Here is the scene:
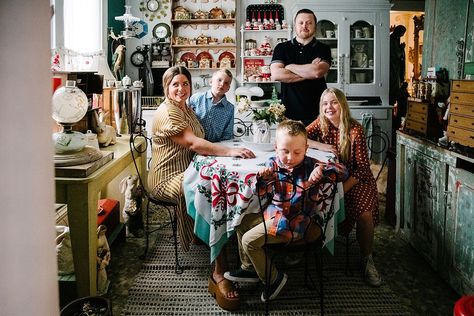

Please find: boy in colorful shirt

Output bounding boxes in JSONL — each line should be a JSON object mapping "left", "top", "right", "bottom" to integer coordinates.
{"left": 224, "top": 119, "right": 347, "bottom": 302}
{"left": 189, "top": 69, "right": 234, "bottom": 142}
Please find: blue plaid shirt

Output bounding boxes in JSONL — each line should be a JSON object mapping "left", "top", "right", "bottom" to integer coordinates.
{"left": 189, "top": 90, "right": 234, "bottom": 142}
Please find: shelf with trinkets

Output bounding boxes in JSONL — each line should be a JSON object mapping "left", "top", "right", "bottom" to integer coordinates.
{"left": 240, "top": 3, "right": 291, "bottom": 84}
{"left": 171, "top": 18, "right": 236, "bottom": 25}
{"left": 170, "top": 0, "right": 236, "bottom": 76}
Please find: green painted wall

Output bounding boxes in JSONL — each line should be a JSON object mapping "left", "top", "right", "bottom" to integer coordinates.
{"left": 423, "top": 0, "right": 469, "bottom": 79}
{"left": 107, "top": 0, "right": 125, "bottom": 62}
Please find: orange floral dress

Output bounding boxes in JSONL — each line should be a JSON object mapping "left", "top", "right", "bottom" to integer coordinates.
{"left": 306, "top": 118, "right": 379, "bottom": 235}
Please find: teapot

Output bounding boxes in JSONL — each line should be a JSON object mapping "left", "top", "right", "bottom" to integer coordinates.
{"left": 122, "top": 75, "right": 132, "bottom": 87}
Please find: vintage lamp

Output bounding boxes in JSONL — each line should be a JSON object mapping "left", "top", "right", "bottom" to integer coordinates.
{"left": 52, "top": 80, "right": 102, "bottom": 165}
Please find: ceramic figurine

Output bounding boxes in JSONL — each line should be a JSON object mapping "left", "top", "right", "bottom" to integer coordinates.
{"left": 112, "top": 44, "right": 126, "bottom": 81}
{"left": 119, "top": 174, "right": 144, "bottom": 237}
{"left": 56, "top": 226, "right": 74, "bottom": 275}
{"left": 97, "top": 225, "right": 111, "bottom": 295}
{"left": 94, "top": 111, "right": 117, "bottom": 147}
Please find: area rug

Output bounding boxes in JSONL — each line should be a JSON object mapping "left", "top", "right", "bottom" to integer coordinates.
{"left": 123, "top": 229, "right": 412, "bottom": 316}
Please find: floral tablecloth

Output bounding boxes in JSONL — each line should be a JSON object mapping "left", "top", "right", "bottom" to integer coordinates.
{"left": 183, "top": 140, "right": 345, "bottom": 263}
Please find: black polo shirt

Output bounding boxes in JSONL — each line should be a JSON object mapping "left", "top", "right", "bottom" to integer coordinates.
{"left": 271, "top": 37, "right": 331, "bottom": 126}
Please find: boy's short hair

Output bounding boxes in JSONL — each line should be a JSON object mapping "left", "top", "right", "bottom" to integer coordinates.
{"left": 213, "top": 68, "right": 233, "bottom": 80}
{"left": 276, "top": 119, "right": 308, "bottom": 139}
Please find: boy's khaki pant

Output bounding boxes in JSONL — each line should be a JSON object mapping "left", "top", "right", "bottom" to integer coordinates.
{"left": 236, "top": 212, "right": 321, "bottom": 284}
{"left": 237, "top": 213, "right": 285, "bottom": 284}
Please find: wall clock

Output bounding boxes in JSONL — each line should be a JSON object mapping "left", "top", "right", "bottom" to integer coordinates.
{"left": 130, "top": 47, "right": 146, "bottom": 67}
{"left": 153, "top": 23, "right": 171, "bottom": 41}
{"left": 147, "top": 0, "right": 159, "bottom": 12}
{"left": 139, "top": 0, "right": 170, "bottom": 22}
{"left": 131, "top": 20, "right": 148, "bottom": 39}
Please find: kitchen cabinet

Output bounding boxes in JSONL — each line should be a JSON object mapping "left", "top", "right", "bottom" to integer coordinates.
{"left": 396, "top": 131, "right": 474, "bottom": 295}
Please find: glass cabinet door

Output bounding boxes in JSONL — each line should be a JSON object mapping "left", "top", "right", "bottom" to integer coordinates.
{"left": 316, "top": 19, "right": 339, "bottom": 86}
{"left": 350, "top": 20, "right": 374, "bottom": 84}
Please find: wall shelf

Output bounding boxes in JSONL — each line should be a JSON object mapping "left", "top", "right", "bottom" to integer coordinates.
{"left": 171, "top": 19, "right": 235, "bottom": 25}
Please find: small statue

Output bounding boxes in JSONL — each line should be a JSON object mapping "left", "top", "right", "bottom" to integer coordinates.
{"left": 56, "top": 226, "right": 74, "bottom": 275}
{"left": 112, "top": 44, "right": 126, "bottom": 81}
{"left": 94, "top": 111, "right": 117, "bottom": 147}
{"left": 120, "top": 175, "right": 144, "bottom": 237}
{"left": 97, "top": 224, "right": 111, "bottom": 295}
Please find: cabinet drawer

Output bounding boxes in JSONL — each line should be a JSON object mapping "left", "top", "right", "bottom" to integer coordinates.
{"left": 406, "top": 120, "right": 427, "bottom": 134}
{"left": 406, "top": 111, "right": 427, "bottom": 124}
{"left": 450, "top": 92, "right": 474, "bottom": 105}
{"left": 451, "top": 80, "right": 474, "bottom": 93}
{"left": 450, "top": 103, "right": 474, "bottom": 116}
{"left": 408, "top": 101, "right": 428, "bottom": 114}
{"left": 447, "top": 125, "right": 474, "bottom": 147}
{"left": 448, "top": 114, "right": 474, "bottom": 130}
{"left": 349, "top": 108, "right": 389, "bottom": 120}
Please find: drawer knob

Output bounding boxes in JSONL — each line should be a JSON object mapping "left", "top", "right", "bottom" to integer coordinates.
{"left": 454, "top": 119, "right": 458, "bottom": 123}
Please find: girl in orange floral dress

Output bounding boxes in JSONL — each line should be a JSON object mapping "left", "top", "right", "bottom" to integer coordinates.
{"left": 306, "top": 87, "right": 381, "bottom": 287}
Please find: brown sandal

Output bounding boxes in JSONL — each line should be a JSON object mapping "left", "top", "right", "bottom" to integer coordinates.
{"left": 208, "top": 275, "right": 240, "bottom": 311}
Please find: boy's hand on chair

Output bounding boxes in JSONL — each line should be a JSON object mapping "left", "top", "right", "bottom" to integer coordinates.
{"left": 257, "top": 167, "right": 274, "bottom": 181}
{"left": 308, "top": 165, "right": 324, "bottom": 185}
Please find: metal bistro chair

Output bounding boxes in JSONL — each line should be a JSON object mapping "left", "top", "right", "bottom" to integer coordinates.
{"left": 129, "top": 121, "right": 183, "bottom": 274}
{"left": 256, "top": 169, "right": 338, "bottom": 316}
{"left": 233, "top": 117, "right": 252, "bottom": 139}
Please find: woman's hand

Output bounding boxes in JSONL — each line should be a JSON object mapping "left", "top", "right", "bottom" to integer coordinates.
{"left": 316, "top": 142, "right": 338, "bottom": 155}
{"left": 307, "top": 139, "right": 338, "bottom": 155}
{"left": 230, "top": 147, "right": 255, "bottom": 159}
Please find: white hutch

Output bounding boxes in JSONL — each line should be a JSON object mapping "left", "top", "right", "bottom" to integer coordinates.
{"left": 291, "top": 0, "right": 393, "bottom": 162}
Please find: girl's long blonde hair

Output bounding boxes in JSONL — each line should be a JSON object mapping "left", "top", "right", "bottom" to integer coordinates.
{"left": 318, "top": 88, "right": 358, "bottom": 162}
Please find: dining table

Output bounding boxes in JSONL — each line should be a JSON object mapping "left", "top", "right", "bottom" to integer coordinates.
{"left": 183, "top": 139, "right": 345, "bottom": 263}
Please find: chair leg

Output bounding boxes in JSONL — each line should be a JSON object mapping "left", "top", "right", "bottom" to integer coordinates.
{"left": 345, "top": 235, "right": 351, "bottom": 276}
{"left": 140, "top": 199, "right": 152, "bottom": 260}
{"left": 319, "top": 246, "right": 324, "bottom": 316}
{"left": 171, "top": 206, "right": 183, "bottom": 274}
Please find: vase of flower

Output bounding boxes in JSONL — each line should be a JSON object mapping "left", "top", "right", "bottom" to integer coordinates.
{"left": 236, "top": 97, "right": 286, "bottom": 143}
{"left": 252, "top": 120, "right": 271, "bottom": 143}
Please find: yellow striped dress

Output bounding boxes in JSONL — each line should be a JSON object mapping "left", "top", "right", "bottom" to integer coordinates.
{"left": 148, "top": 99, "right": 205, "bottom": 252}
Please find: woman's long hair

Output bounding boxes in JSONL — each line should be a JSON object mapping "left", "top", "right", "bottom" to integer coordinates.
{"left": 318, "top": 88, "right": 357, "bottom": 162}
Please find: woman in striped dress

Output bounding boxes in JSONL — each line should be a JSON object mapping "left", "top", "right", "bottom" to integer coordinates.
{"left": 148, "top": 66, "right": 254, "bottom": 310}
{"left": 306, "top": 87, "right": 381, "bottom": 287}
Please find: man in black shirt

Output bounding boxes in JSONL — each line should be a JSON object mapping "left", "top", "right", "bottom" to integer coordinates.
{"left": 271, "top": 9, "right": 331, "bottom": 126}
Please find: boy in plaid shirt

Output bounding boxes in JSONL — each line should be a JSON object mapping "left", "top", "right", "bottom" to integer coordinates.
{"left": 224, "top": 120, "right": 347, "bottom": 302}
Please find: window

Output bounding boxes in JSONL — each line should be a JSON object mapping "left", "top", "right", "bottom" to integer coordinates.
{"left": 51, "top": 0, "right": 107, "bottom": 71}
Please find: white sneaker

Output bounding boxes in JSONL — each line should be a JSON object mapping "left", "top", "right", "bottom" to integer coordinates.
{"left": 363, "top": 254, "right": 382, "bottom": 287}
